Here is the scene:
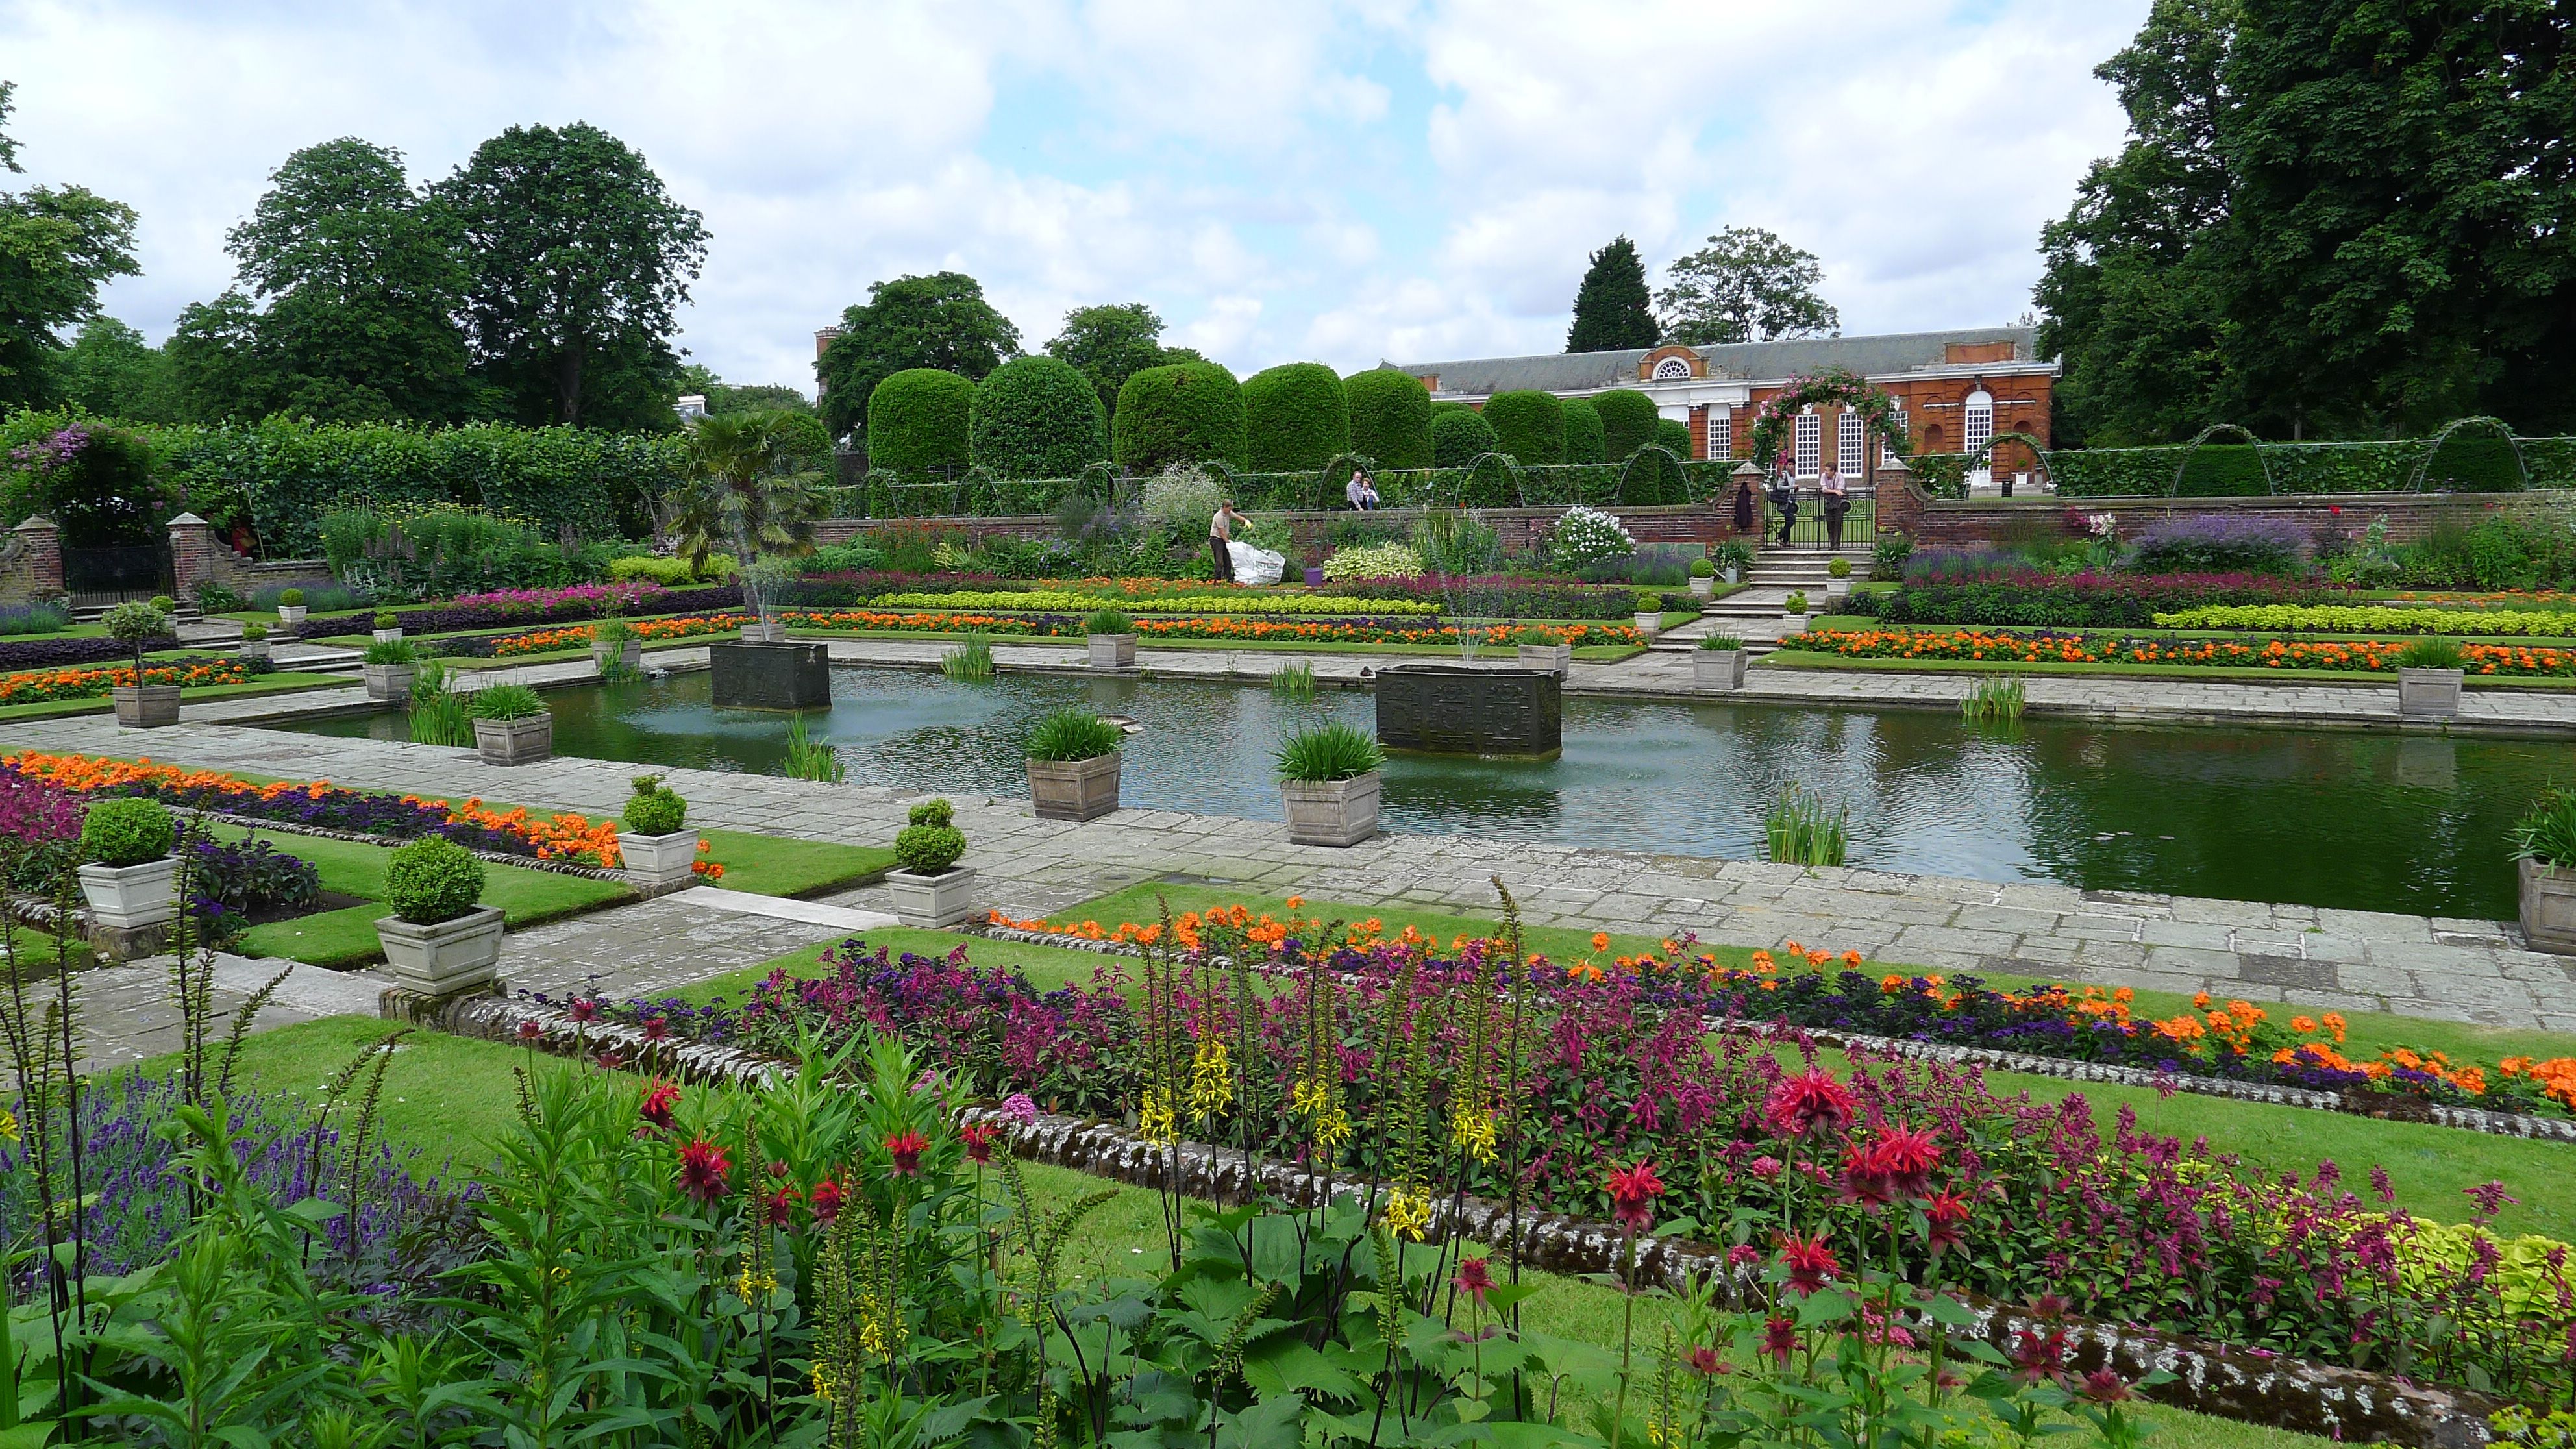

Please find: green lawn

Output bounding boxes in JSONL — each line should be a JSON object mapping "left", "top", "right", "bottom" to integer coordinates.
{"left": 1755, "top": 647, "right": 2576, "bottom": 689}
{"left": 697, "top": 828, "right": 894, "bottom": 897}
{"left": 0, "top": 670, "right": 349, "bottom": 723}
{"left": 213, "top": 824, "right": 635, "bottom": 966}
{"left": 777, "top": 624, "right": 1645, "bottom": 661}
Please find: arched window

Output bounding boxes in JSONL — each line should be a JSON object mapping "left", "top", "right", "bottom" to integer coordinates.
{"left": 1836, "top": 406, "right": 1863, "bottom": 476}
{"left": 1653, "top": 356, "right": 1694, "bottom": 380}
{"left": 1963, "top": 390, "right": 1994, "bottom": 486}
{"left": 1794, "top": 408, "right": 1822, "bottom": 478}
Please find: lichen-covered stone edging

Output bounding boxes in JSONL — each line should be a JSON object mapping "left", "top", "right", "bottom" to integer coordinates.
{"left": 184, "top": 807, "right": 630, "bottom": 882}
{"left": 979, "top": 926, "right": 2576, "bottom": 1145}
{"left": 419, "top": 989, "right": 2497, "bottom": 1448}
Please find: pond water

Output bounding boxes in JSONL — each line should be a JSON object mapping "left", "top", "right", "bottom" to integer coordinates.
{"left": 284, "top": 667, "right": 2564, "bottom": 920}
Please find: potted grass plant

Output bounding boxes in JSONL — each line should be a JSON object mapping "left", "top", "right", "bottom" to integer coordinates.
{"left": 1689, "top": 557, "right": 1716, "bottom": 600}
{"left": 104, "top": 598, "right": 179, "bottom": 728}
{"left": 593, "top": 617, "right": 643, "bottom": 673}
{"left": 372, "top": 608, "right": 403, "bottom": 643}
{"left": 1513, "top": 624, "right": 1570, "bottom": 675}
{"left": 886, "top": 797, "right": 973, "bottom": 927}
{"left": 362, "top": 637, "right": 419, "bottom": 702}
{"left": 1277, "top": 721, "right": 1383, "bottom": 847}
{"left": 1632, "top": 591, "right": 1664, "bottom": 639}
{"left": 74, "top": 796, "right": 180, "bottom": 931}
{"left": 2396, "top": 636, "right": 2466, "bottom": 717}
{"left": 1026, "top": 708, "right": 1123, "bottom": 821}
{"left": 238, "top": 620, "right": 271, "bottom": 663}
{"left": 375, "top": 835, "right": 504, "bottom": 997}
{"left": 616, "top": 773, "right": 699, "bottom": 894}
{"left": 275, "top": 586, "right": 307, "bottom": 630}
{"left": 1695, "top": 633, "right": 1748, "bottom": 690}
{"left": 1084, "top": 608, "right": 1137, "bottom": 671}
{"left": 470, "top": 683, "right": 553, "bottom": 765}
{"left": 2512, "top": 789, "right": 2576, "bottom": 954}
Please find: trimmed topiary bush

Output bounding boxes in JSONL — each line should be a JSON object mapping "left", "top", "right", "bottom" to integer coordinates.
{"left": 1344, "top": 369, "right": 1432, "bottom": 469}
{"left": 624, "top": 774, "right": 687, "bottom": 836}
{"left": 1560, "top": 397, "right": 1605, "bottom": 465}
{"left": 1594, "top": 388, "right": 1660, "bottom": 460}
{"left": 867, "top": 369, "right": 976, "bottom": 473}
{"left": 1241, "top": 363, "right": 1349, "bottom": 472}
{"left": 384, "top": 835, "right": 486, "bottom": 926}
{"left": 1483, "top": 390, "right": 1565, "bottom": 465}
{"left": 1429, "top": 407, "right": 1499, "bottom": 468}
{"left": 81, "top": 797, "right": 175, "bottom": 868}
{"left": 1111, "top": 362, "right": 1246, "bottom": 472}
{"left": 969, "top": 356, "right": 1106, "bottom": 480}
{"left": 893, "top": 797, "right": 967, "bottom": 876}
{"left": 1652, "top": 417, "right": 1693, "bottom": 458}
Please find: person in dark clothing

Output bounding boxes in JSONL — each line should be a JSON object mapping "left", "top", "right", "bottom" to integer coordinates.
{"left": 1731, "top": 475, "right": 1757, "bottom": 534}
{"left": 1769, "top": 473, "right": 1800, "bottom": 547}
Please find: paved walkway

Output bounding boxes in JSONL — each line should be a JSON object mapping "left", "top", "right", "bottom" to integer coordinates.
{"left": 13, "top": 704, "right": 2576, "bottom": 1034}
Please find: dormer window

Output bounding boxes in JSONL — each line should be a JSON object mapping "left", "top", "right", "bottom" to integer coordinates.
{"left": 1653, "top": 356, "right": 1694, "bottom": 380}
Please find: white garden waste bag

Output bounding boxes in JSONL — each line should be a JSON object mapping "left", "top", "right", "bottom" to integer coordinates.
{"left": 1228, "top": 540, "right": 1285, "bottom": 586}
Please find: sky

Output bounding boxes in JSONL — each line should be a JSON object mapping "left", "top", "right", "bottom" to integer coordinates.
{"left": 3, "top": 0, "right": 2150, "bottom": 397}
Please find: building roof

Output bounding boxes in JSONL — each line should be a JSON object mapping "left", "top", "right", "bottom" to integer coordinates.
{"left": 1387, "top": 326, "right": 2046, "bottom": 396}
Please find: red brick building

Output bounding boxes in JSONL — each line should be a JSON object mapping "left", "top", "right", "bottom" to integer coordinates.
{"left": 1394, "top": 327, "right": 2058, "bottom": 488}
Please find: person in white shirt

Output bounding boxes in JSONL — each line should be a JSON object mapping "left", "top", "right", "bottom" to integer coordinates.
{"left": 1346, "top": 468, "right": 1381, "bottom": 511}
{"left": 1209, "top": 501, "right": 1244, "bottom": 582}
{"left": 1819, "top": 465, "right": 1849, "bottom": 549}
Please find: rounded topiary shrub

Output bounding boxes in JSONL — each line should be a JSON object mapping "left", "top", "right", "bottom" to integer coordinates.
{"left": 1652, "top": 417, "right": 1694, "bottom": 459}
{"left": 867, "top": 369, "right": 976, "bottom": 473}
{"left": 625, "top": 773, "right": 687, "bottom": 836}
{"left": 1111, "top": 362, "right": 1246, "bottom": 473}
{"left": 766, "top": 410, "right": 836, "bottom": 473}
{"left": 894, "top": 797, "right": 967, "bottom": 876}
{"left": 1594, "top": 388, "right": 1661, "bottom": 460}
{"left": 81, "top": 797, "right": 175, "bottom": 869}
{"left": 1344, "top": 369, "right": 1432, "bottom": 469}
{"left": 1483, "top": 390, "right": 1565, "bottom": 465}
{"left": 1429, "top": 407, "right": 1499, "bottom": 468}
{"left": 1241, "top": 362, "right": 1349, "bottom": 473}
{"left": 970, "top": 356, "right": 1106, "bottom": 480}
{"left": 1560, "top": 397, "right": 1606, "bottom": 465}
{"left": 384, "top": 835, "right": 487, "bottom": 926}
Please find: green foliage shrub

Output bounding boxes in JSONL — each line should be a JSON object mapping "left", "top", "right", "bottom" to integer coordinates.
{"left": 1653, "top": 417, "right": 1693, "bottom": 457}
{"left": 1593, "top": 389, "right": 1660, "bottom": 460}
{"left": 969, "top": 356, "right": 1106, "bottom": 480}
{"left": 894, "top": 798, "right": 967, "bottom": 875}
{"left": 469, "top": 684, "right": 546, "bottom": 721}
{"left": 1241, "top": 363, "right": 1348, "bottom": 472}
{"left": 362, "top": 638, "right": 418, "bottom": 665}
{"left": 81, "top": 797, "right": 175, "bottom": 868}
{"left": 1559, "top": 397, "right": 1605, "bottom": 464}
{"left": 1483, "top": 390, "right": 1565, "bottom": 465}
{"left": 608, "top": 552, "right": 737, "bottom": 586}
{"left": 1428, "top": 408, "right": 1498, "bottom": 468}
{"left": 624, "top": 774, "right": 687, "bottom": 836}
{"left": 1274, "top": 723, "right": 1383, "bottom": 782}
{"left": 384, "top": 836, "right": 486, "bottom": 926}
{"left": 1111, "top": 362, "right": 1246, "bottom": 471}
{"left": 2511, "top": 789, "right": 2576, "bottom": 870}
{"left": 1083, "top": 608, "right": 1133, "bottom": 635}
{"left": 1025, "top": 708, "right": 1122, "bottom": 762}
{"left": 1344, "top": 369, "right": 1432, "bottom": 469}
{"left": 868, "top": 369, "right": 976, "bottom": 473}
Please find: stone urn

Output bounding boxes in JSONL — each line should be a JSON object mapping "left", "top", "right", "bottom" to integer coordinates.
{"left": 75, "top": 855, "right": 180, "bottom": 929}
{"left": 1632, "top": 610, "right": 1662, "bottom": 639}
{"left": 1689, "top": 576, "right": 1715, "bottom": 600}
{"left": 887, "top": 866, "right": 976, "bottom": 928}
{"left": 2399, "top": 667, "right": 2463, "bottom": 717}
{"left": 377, "top": 905, "right": 506, "bottom": 997}
{"left": 1029, "top": 752, "right": 1122, "bottom": 822}
{"left": 474, "top": 714, "right": 554, "bottom": 766}
{"left": 1089, "top": 634, "right": 1137, "bottom": 670}
{"left": 2522, "top": 858, "right": 2576, "bottom": 955}
{"left": 1515, "top": 642, "right": 1571, "bottom": 675}
{"left": 1283, "top": 773, "right": 1380, "bottom": 847}
{"left": 111, "top": 684, "right": 182, "bottom": 728}
{"left": 595, "top": 639, "right": 644, "bottom": 673}
{"left": 617, "top": 828, "right": 700, "bottom": 895}
{"left": 1694, "top": 649, "right": 1748, "bottom": 691}
{"left": 277, "top": 604, "right": 307, "bottom": 629}
{"left": 363, "top": 663, "right": 417, "bottom": 702}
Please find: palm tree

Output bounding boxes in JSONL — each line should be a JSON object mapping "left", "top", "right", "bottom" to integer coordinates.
{"left": 667, "top": 410, "right": 826, "bottom": 614}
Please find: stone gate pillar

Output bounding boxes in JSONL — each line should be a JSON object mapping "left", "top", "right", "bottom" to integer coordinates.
{"left": 11, "top": 515, "right": 62, "bottom": 599}
{"left": 167, "top": 512, "right": 218, "bottom": 598}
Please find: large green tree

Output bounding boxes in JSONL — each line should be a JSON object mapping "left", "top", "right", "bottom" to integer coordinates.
{"left": 1655, "top": 227, "right": 1840, "bottom": 346}
{"left": 1565, "top": 236, "right": 1659, "bottom": 353}
{"left": 166, "top": 138, "right": 477, "bottom": 423}
{"left": 676, "top": 364, "right": 814, "bottom": 415}
{"left": 1044, "top": 302, "right": 1199, "bottom": 421}
{"left": 435, "top": 123, "right": 708, "bottom": 430}
{"left": 815, "top": 271, "right": 1021, "bottom": 439}
{"left": 58, "top": 316, "right": 180, "bottom": 421}
{"left": 0, "top": 82, "right": 141, "bottom": 410}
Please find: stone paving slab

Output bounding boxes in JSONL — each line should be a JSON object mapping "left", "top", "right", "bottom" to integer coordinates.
{"left": 37, "top": 952, "right": 391, "bottom": 1080}
{"left": 496, "top": 893, "right": 848, "bottom": 1005}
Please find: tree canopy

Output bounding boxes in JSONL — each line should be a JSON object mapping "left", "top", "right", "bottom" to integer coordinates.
{"left": 1656, "top": 227, "right": 1840, "bottom": 346}
{"left": 1565, "top": 236, "right": 1659, "bottom": 353}
{"left": 816, "top": 271, "right": 1021, "bottom": 438}
{"left": 0, "top": 82, "right": 140, "bottom": 410}
{"left": 1045, "top": 303, "right": 1197, "bottom": 422}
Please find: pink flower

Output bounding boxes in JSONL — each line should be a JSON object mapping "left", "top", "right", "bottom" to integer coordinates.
{"left": 1766, "top": 1069, "right": 1856, "bottom": 1139}
{"left": 1605, "top": 1160, "right": 1664, "bottom": 1233}
{"left": 678, "top": 1138, "right": 730, "bottom": 1202}
{"left": 1454, "top": 1257, "right": 1494, "bottom": 1304}
{"left": 1001, "top": 1093, "right": 1039, "bottom": 1125}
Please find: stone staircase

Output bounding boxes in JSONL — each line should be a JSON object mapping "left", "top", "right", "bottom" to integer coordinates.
{"left": 1651, "top": 547, "right": 1872, "bottom": 656}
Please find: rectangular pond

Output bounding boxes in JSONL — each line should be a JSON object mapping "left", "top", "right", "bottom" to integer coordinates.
{"left": 280, "top": 665, "right": 2562, "bottom": 921}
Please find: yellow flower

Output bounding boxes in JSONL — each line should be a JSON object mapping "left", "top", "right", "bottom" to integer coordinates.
{"left": 0, "top": 1108, "right": 19, "bottom": 1144}
{"left": 1449, "top": 1108, "right": 1497, "bottom": 1164}
{"left": 1313, "top": 1106, "right": 1353, "bottom": 1151}
{"left": 1187, "top": 1037, "right": 1233, "bottom": 1117}
{"left": 1383, "top": 1187, "right": 1432, "bottom": 1242}
{"left": 811, "top": 1364, "right": 836, "bottom": 1402}
{"left": 1139, "top": 1087, "right": 1180, "bottom": 1143}
{"left": 736, "top": 1269, "right": 778, "bottom": 1301}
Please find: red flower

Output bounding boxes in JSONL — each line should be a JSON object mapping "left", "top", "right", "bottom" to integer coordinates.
{"left": 1777, "top": 1233, "right": 1840, "bottom": 1296}
{"left": 1866, "top": 1124, "right": 1942, "bottom": 1198}
{"left": 1686, "top": 1345, "right": 1728, "bottom": 1376}
{"left": 515, "top": 1019, "right": 542, "bottom": 1042}
{"left": 763, "top": 1181, "right": 802, "bottom": 1227}
{"left": 1454, "top": 1256, "right": 1494, "bottom": 1304}
{"left": 885, "top": 1130, "right": 927, "bottom": 1176}
{"left": 1761, "top": 1315, "right": 1797, "bottom": 1367}
{"left": 2011, "top": 1326, "right": 2071, "bottom": 1385}
{"left": 810, "top": 1176, "right": 845, "bottom": 1224}
{"left": 1838, "top": 1141, "right": 1896, "bottom": 1208}
{"left": 1924, "top": 1190, "right": 1971, "bottom": 1256}
{"left": 568, "top": 998, "right": 598, "bottom": 1024}
{"left": 1765, "top": 1069, "right": 1856, "bottom": 1139}
{"left": 2080, "top": 1368, "right": 2132, "bottom": 1404}
{"left": 595, "top": 1048, "right": 626, "bottom": 1071}
{"left": 678, "top": 1138, "right": 731, "bottom": 1202}
{"left": 638, "top": 1080, "right": 680, "bottom": 1133}
{"left": 641, "top": 1016, "right": 670, "bottom": 1042}
{"left": 1605, "top": 1159, "right": 1665, "bottom": 1233}
{"left": 960, "top": 1122, "right": 999, "bottom": 1164}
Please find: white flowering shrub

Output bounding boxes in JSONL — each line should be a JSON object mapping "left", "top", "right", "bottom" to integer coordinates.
{"left": 1320, "top": 543, "right": 1426, "bottom": 580}
{"left": 1141, "top": 464, "right": 1222, "bottom": 537}
{"left": 1547, "top": 506, "right": 1637, "bottom": 569}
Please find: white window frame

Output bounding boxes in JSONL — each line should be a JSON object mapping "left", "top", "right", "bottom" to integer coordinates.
{"left": 1963, "top": 390, "right": 1995, "bottom": 486}
{"left": 1836, "top": 406, "right": 1863, "bottom": 477}
{"left": 1705, "top": 406, "right": 1731, "bottom": 459}
{"left": 1654, "top": 356, "right": 1693, "bottom": 380}
{"left": 1794, "top": 409, "right": 1822, "bottom": 479}
{"left": 1882, "top": 406, "right": 1908, "bottom": 467}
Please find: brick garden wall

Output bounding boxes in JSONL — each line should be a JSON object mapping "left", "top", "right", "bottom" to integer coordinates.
{"left": 1887, "top": 488, "right": 2563, "bottom": 550}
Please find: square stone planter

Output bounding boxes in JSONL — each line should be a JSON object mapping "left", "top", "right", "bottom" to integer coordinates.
{"left": 373, "top": 628, "right": 403, "bottom": 644}
{"left": 2399, "top": 667, "right": 2463, "bottom": 717}
{"left": 2523, "top": 858, "right": 2576, "bottom": 954}
{"left": 76, "top": 856, "right": 179, "bottom": 930}
{"left": 595, "top": 639, "right": 643, "bottom": 673}
{"left": 1029, "top": 752, "right": 1122, "bottom": 821}
{"left": 1689, "top": 576, "right": 1715, "bottom": 599}
{"left": 1826, "top": 580, "right": 1851, "bottom": 601}
{"left": 1515, "top": 642, "right": 1571, "bottom": 675}
{"left": 1721, "top": 567, "right": 1742, "bottom": 584}
{"left": 1694, "top": 649, "right": 1748, "bottom": 690}
{"left": 1088, "top": 634, "right": 1137, "bottom": 670}
{"left": 1779, "top": 615, "right": 1811, "bottom": 637}
{"left": 887, "top": 866, "right": 975, "bottom": 928}
{"left": 112, "top": 683, "right": 181, "bottom": 728}
{"left": 618, "top": 828, "right": 700, "bottom": 894}
{"left": 1283, "top": 772, "right": 1380, "bottom": 847}
{"left": 711, "top": 640, "right": 829, "bottom": 709}
{"left": 238, "top": 640, "right": 269, "bottom": 663}
{"left": 364, "top": 663, "right": 416, "bottom": 702}
{"left": 277, "top": 605, "right": 307, "bottom": 629}
{"left": 474, "top": 713, "right": 554, "bottom": 766}
{"left": 377, "top": 904, "right": 506, "bottom": 998}
{"left": 1632, "top": 611, "right": 1662, "bottom": 638}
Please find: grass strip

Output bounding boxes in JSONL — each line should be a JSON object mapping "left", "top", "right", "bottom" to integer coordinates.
{"left": 212, "top": 824, "right": 634, "bottom": 966}
{"left": 0, "top": 672, "right": 351, "bottom": 723}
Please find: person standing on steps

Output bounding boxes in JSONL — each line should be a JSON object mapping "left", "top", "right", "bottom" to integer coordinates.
{"left": 1768, "top": 455, "right": 1800, "bottom": 549}
{"left": 1731, "top": 469, "right": 1757, "bottom": 537}
{"left": 1209, "top": 499, "right": 1245, "bottom": 583}
{"left": 1820, "top": 464, "right": 1848, "bottom": 551}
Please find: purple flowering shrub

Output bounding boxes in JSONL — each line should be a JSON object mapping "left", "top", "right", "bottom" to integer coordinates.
{"left": 0, "top": 634, "right": 181, "bottom": 671}
{"left": 0, "top": 769, "right": 82, "bottom": 890}
{"left": 1876, "top": 571, "right": 2344, "bottom": 628}
{"left": 177, "top": 833, "right": 323, "bottom": 945}
{"left": 2127, "top": 514, "right": 2316, "bottom": 576}
{"left": 0, "top": 760, "right": 551, "bottom": 860}
{"left": 384, "top": 582, "right": 739, "bottom": 637}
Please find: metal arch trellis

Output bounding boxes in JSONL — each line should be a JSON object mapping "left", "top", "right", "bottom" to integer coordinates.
{"left": 2166, "top": 423, "right": 2274, "bottom": 505}
{"left": 1744, "top": 367, "right": 1912, "bottom": 475}
{"left": 1963, "top": 431, "right": 2057, "bottom": 492}
{"left": 2406, "top": 416, "right": 2531, "bottom": 494}
{"left": 1615, "top": 443, "right": 1692, "bottom": 505}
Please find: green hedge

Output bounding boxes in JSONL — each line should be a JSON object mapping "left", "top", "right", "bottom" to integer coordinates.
{"left": 1241, "top": 363, "right": 1348, "bottom": 471}
{"left": 2050, "top": 432, "right": 2576, "bottom": 497}
{"left": 868, "top": 369, "right": 975, "bottom": 473}
{"left": 1652, "top": 417, "right": 1692, "bottom": 459}
{"left": 969, "top": 357, "right": 1104, "bottom": 480}
{"left": 1345, "top": 369, "right": 1431, "bottom": 469}
{"left": 1561, "top": 397, "right": 1605, "bottom": 465}
{"left": 1112, "top": 362, "right": 1246, "bottom": 471}
{"left": 1483, "top": 390, "right": 1565, "bottom": 465}
{"left": 1429, "top": 407, "right": 1498, "bottom": 468}
{"left": 852, "top": 454, "right": 1740, "bottom": 517}
{"left": 1593, "top": 388, "right": 1659, "bottom": 461}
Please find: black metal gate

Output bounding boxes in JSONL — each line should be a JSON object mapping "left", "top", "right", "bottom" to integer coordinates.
{"left": 1764, "top": 484, "right": 1878, "bottom": 550}
{"left": 62, "top": 543, "right": 174, "bottom": 609}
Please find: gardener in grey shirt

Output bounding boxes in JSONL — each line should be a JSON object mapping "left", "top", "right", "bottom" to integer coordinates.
{"left": 1209, "top": 501, "right": 1244, "bottom": 583}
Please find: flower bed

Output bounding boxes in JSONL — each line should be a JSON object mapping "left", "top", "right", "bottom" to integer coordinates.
{"left": 0, "top": 660, "right": 252, "bottom": 707}
{"left": 1873, "top": 571, "right": 2344, "bottom": 628}
{"left": 486, "top": 613, "right": 749, "bottom": 658}
{"left": 2153, "top": 603, "right": 2576, "bottom": 637}
{"left": 1319, "top": 574, "right": 1650, "bottom": 619}
{"left": 1775, "top": 626, "right": 2576, "bottom": 676}
{"left": 375, "top": 582, "right": 741, "bottom": 635}
{"left": 869, "top": 588, "right": 1442, "bottom": 616}
{"left": 0, "top": 634, "right": 180, "bottom": 672}
{"left": 778, "top": 608, "right": 1644, "bottom": 648}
